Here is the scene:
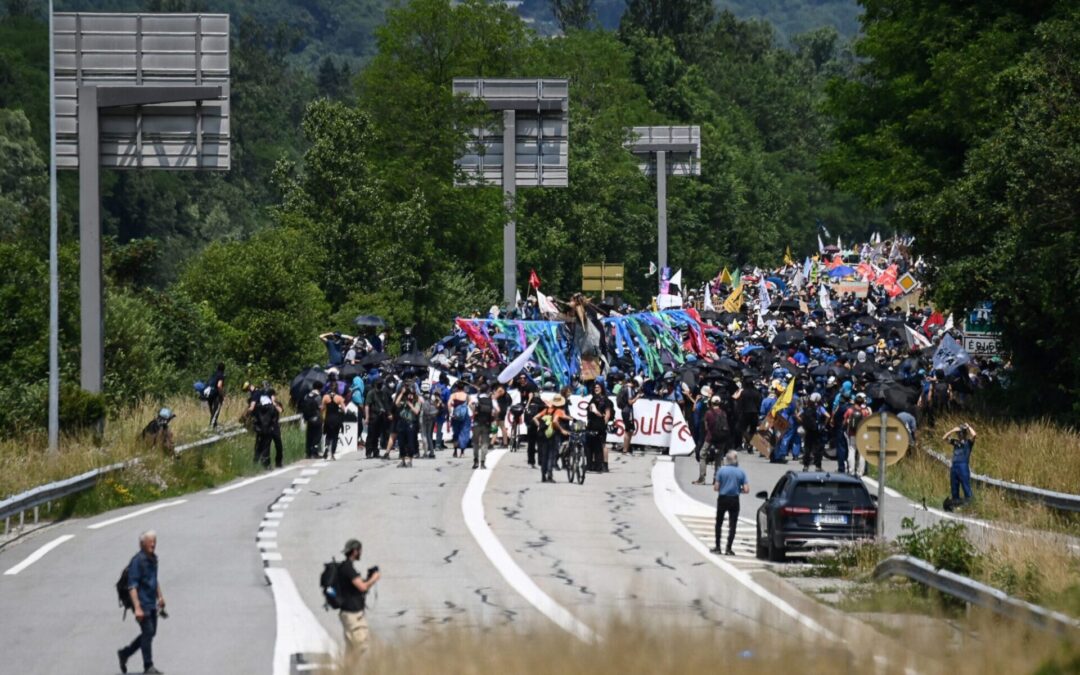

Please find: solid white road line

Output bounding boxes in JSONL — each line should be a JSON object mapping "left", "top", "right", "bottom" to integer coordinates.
{"left": 4, "top": 535, "right": 76, "bottom": 575}
{"left": 461, "top": 449, "right": 598, "bottom": 643}
{"left": 86, "top": 500, "right": 187, "bottom": 530}
{"left": 860, "top": 475, "right": 904, "bottom": 499}
{"left": 210, "top": 467, "right": 295, "bottom": 495}
{"left": 265, "top": 566, "right": 338, "bottom": 675}
{"left": 652, "top": 458, "right": 835, "bottom": 639}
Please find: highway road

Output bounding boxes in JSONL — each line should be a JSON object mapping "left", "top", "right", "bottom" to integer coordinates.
{"left": 0, "top": 437, "right": 1054, "bottom": 673}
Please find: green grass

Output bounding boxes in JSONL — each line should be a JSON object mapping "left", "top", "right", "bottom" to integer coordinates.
{"left": 51, "top": 425, "right": 306, "bottom": 520}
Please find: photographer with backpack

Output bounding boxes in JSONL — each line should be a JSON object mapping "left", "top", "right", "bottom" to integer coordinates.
{"left": 471, "top": 382, "right": 495, "bottom": 469}
{"left": 336, "top": 540, "right": 380, "bottom": 665}
{"left": 696, "top": 397, "right": 729, "bottom": 483}
{"left": 117, "top": 530, "right": 166, "bottom": 674}
{"left": 249, "top": 389, "right": 283, "bottom": 469}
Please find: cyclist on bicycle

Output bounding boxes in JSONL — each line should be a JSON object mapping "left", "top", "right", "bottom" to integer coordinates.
{"left": 586, "top": 382, "right": 613, "bottom": 472}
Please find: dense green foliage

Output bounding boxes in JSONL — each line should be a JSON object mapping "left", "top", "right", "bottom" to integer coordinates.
{"left": 824, "top": 1, "right": 1080, "bottom": 421}
{"left": 0, "top": 0, "right": 898, "bottom": 437}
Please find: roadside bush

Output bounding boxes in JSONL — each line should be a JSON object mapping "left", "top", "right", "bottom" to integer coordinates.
{"left": 896, "top": 517, "right": 979, "bottom": 577}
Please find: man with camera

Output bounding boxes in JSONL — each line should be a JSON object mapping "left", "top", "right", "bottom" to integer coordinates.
{"left": 943, "top": 422, "right": 977, "bottom": 506}
{"left": 339, "top": 539, "right": 380, "bottom": 664}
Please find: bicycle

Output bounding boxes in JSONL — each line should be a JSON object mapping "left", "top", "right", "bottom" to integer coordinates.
{"left": 562, "top": 420, "right": 587, "bottom": 485}
{"left": 508, "top": 403, "right": 524, "bottom": 452}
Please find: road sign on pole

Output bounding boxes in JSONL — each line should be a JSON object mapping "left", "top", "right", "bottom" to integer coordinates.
{"left": 54, "top": 12, "right": 230, "bottom": 400}
{"left": 854, "top": 411, "right": 911, "bottom": 538}
{"left": 624, "top": 126, "right": 700, "bottom": 273}
{"left": 453, "top": 78, "right": 569, "bottom": 307}
{"left": 581, "top": 263, "right": 624, "bottom": 298}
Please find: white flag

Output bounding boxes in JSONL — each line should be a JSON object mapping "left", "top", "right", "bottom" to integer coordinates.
{"left": 498, "top": 341, "right": 539, "bottom": 384}
{"left": 669, "top": 268, "right": 683, "bottom": 296}
{"left": 933, "top": 334, "right": 971, "bottom": 375}
{"left": 818, "top": 283, "right": 833, "bottom": 321}
{"left": 758, "top": 276, "right": 772, "bottom": 313}
{"left": 817, "top": 234, "right": 825, "bottom": 254}
{"left": 702, "top": 282, "right": 715, "bottom": 311}
{"left": 944, "top": 313, "right": 954, "bottom": 333}
{"left": 645, "top": 261, "right": 657, "bottom": 278}
{"left": 536, "top": 290, "right": 559, "bottom": 318}
{"left": 905, "top": 325, "right": 932, "bottom": 349}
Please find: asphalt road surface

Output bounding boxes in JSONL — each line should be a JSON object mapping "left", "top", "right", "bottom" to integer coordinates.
{"left": 0, "top": 438, "right": 1066, "bottom": 673}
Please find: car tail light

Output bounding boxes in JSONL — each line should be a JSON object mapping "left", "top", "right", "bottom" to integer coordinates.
{"left": 852, "top": 508, "right": 877, "bottom": 518}
{"left": 780, "top": 506, "right": 811, "bottom": 517}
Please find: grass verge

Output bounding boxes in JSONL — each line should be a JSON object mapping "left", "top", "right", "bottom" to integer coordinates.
{"left": 885, "top": 412, "right": 1080, "bottom": 537}
{"left": 0, "top": 393, "right": 269, "bottom": 499}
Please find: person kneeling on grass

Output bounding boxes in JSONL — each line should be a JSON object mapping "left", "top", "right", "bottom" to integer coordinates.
{"left": 141, "top": 408, "right": 175, "bottom": 454}
{"left": 943, "top": 422, "right": 977, "bottom": 508}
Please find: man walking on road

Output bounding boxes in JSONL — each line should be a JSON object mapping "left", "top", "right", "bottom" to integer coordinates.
{"left": 712, "top": 451, "right": 749, "bottom": 556}
{"left": 339, "top": 539, "right": 380, "bottom": 666}
{"left": 118, "top": 530, "right": 166, "bottom": 674}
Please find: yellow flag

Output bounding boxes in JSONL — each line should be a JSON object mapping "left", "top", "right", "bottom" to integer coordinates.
{"left": 770, "top": 378, "right": 795, "bottom": 417}
{"left": 722, "top": 284, "right": 743, "bottom": 313}
{"left": 719, "top": 267, "right": 732, "bottom": 286}
{"left": 784, "top": 246, "right": 794, "bottom": 266}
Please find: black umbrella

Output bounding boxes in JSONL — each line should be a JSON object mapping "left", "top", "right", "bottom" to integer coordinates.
{"left": 806, "top": 328, "right": 831, "bottom": 348}
{"left": 827, "top": 364, "right": 851, "bottom": 380}
{"left": 777, "top": 298, "right": 802, "bottom": 313}
{"left": 699, "top": 309, "right": 721, "bottom": 322}
{"left": 338, "top": 363, "right": 365, "bottom": 381}
{"left": 353, "top": 314, "right": 386, "bottom": 328}
{"left": 849, "top": 336, "right": 876, "bottom": 350}
{"left": 772, "top": 329, "right": 806, "bottom": 349}
{"left": 395, "top": 351, "right": 432, "bottom": 368}
{"left": 360, "top": 350, "right": 390, "bottom": 367}
{"left": 777, "top": 360, "right": 802, "bottom": 376}
{"left": 810, "top": 364, "right": 830, "bottom": 378}
{"left": 289, "top": 366, "right": 327, "bottom": 404}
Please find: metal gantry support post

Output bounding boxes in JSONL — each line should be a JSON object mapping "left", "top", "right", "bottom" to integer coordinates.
{"left": 77, "top": 85, "right": 104, "bottom": 395}
{"left": 502, "top": 109, "right": 517, "bottom": 307}
{"left": 656, "top": 149, "right": 667, "bottom": 273}
{"left": 47, "top": 0, "right": 59, "bottom": 452}
{"left": 877, "top": 411, "right": 887, "bottom": 539}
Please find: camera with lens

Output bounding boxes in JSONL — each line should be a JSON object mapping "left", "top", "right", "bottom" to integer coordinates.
{"left": 367, "top": 565, "right": 379, "bottom": 578}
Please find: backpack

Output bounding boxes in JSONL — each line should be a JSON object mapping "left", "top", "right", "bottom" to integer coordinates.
{"left": 475, "top": 395, "right": 493, "bottom": 421}
{"left": 452, "top": 401, "right": 470, "bottom": 422}
{"left": 253, "top": 396, "right": 277, "bottom": 434}
{"left": 617, "top": 386, "right": 633, "bottom": 411}
{"left": 319, "top": 559, "right": 343, "bottom": 610}
{"left": 194, "top": 380, "right": 211, "bottom": 401}
{"left": 116, "top": 556, "right": 136, "bottom": 618}
{"left": 708, "top": 409, "right": 729, "bottom": 441}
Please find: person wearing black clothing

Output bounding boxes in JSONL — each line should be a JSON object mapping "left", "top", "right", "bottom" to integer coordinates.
{"left": 117, "top": 531, "right": 166, "bottom": 674}
{"left": 735, "top": 379, "right": 763, "bottom": 453}
{"left": 522, "top": 387, "right": 543, "bottom": 467}
{"left": 249, "top": 390, "right": 283, "bottom": 468}
{"left": 323, "top": 386, "right": 346, "bottom": 461}
{"left": 799, "top": 392, "right": 826, "bottom": 471}
{"left": 338, "top": 539, "right": 380, "bottom": 665}
{"left": 207, "top": 363, "right": 225, "bottom": 429}
{"left": 364, "top": 381, "right": 390, "bottom": 459}
{"left": 586, "top": 382, "right": 612, "bottom": 472}
{"left": 399, "top": 326, "right": 418, "bottom": 355}
{"left": 494, "top": 383, "right": 512, "bottom": 448}
{"left": 301, "top": 387, "right": 324, "bottom": 459}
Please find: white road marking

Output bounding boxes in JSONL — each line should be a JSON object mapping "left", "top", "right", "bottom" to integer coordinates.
{"left": 461, "top": 449, "right": 597, "bottom": 643}
{"left": 260, "top": 520, "right": 281, "bottom": 529}
{"left": 279, "top": 496, "right": 295, "bottom": 503}
{"left": 652, "top": 458, "right": 835, "bottom": 639}
{"left": 3, "top": 535, "right": 75, "bottom": 575}
{"left": 262, "top": 552, "right": 283, "bottom": 561}
{"left": 259, "top": 541, "right": 278, "bottom": 549}
{"left": 257, "top": 530, "right": 278, "bottom": 539}
{"left": 282, "top": 488, "right": 301, "bottom": 495}
{"left": 86, "top": 500, "right": 187, "bottom": 530}
{"left": 210, "top": 467, "right": 295, "bottom": 495}
{"left": 292, "top": 478, "right": 311, "bottom": 485}
{"left": 312, "top": 462, "right": 330, "bottom": 468}
{"left": 265, "top": 566, "right": 337, "bottom": 675}
{"left": 270, "top": 503, "right": 288, "bottom": 511}
{"left": 266, "top": 511, "right": 285, "bottom": 520}
{"left": 301, "top": 469, "right": 319, "bottom": 476}
{"left": 860, "top": 475, "right": 904, "bottom": 499}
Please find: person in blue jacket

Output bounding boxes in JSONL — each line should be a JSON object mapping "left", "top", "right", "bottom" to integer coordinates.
{"left": 944, "top": 423, "right": 977, "bottom": 504}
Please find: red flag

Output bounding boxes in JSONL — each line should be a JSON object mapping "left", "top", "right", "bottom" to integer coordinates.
{"left": 528, "top": 269, "right": 541, "bottom": 290}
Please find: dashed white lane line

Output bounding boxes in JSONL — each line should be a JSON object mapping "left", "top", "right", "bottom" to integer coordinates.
{"left": 300, "top": 469, "right": 319, "bottom": 476}
{"left": 86, "top": 499, "right": 187, "bottom": 530}
{"left": 210, "top": 466, "right": 296, "bottom": 495}
{"left": 259, "top": 541, "right": 278, "bottom": 549}
{"left": 461, "top": 449, "right": 597, "bottom": 643}
{"left": 292, "top": 478, "right": 311, "bottom": 485}
{"left": 260, "top": 520, "right": 281, "bottom": 529}
{"left": 270, "top": 503, "right": 288, "bottom": 511}
{"left": 257, "top": 530, "right": 278, "bottom": 539}
{"left": 4, "top": 535, "right": 76, "bottom": 575}
{"left": 266, "top": 511, "right": 285, "bottom": 520}
{"left": 266, "top": 567, "right": 337, "bottom": 675}
{"left": 652, "top": 458, "right": 835, "bottom": 639}
{"left": 262, "top": 552, "right": 283, "bottom": 562}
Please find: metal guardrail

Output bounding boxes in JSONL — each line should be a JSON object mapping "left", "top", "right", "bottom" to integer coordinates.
{"left": 874, "top": 555, "right": 1080, "bottom": 635}
{"left": 0, "top": 414, "right": 301, "bottom": 530}
{"left": 922, "top": 446, "right": 1080, "bottom": 513}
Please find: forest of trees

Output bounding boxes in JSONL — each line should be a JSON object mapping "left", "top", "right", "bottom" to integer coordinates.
{"left": 1, "top": 0, "right": 1078, "bottom": 431}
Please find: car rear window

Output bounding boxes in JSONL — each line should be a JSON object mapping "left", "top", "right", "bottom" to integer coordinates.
{"left": 790, "top": 482, "right": 870, "bottom": 506}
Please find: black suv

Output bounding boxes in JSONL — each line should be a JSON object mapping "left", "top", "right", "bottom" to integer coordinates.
{"left": 755, "top": 471, "right": 877, "bottom": 562}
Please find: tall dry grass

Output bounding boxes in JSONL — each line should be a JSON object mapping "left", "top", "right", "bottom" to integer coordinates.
{"left": 0, "top": 393, "right": 254, "bottom": 498}
{"left": 338, "top": 616, "right": 1080, "bottom": 675}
